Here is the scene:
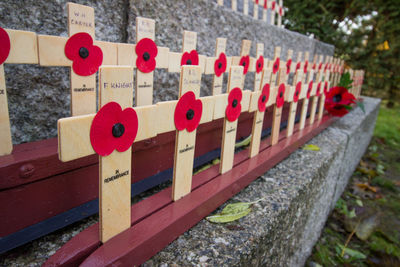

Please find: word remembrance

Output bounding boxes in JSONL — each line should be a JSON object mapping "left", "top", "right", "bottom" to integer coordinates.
{"left": 0, "top": 2, "right": 365, "bottom": 266}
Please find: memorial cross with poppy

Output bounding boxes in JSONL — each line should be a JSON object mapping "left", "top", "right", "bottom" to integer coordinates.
{"left": 57, "top": 66, "right": 156, "bottom": 243}
{"left": 253, "top": 43, "right": 265, "bottom": 92}
{"left": 0, "top": 27, "right": 38, "bottom": 156}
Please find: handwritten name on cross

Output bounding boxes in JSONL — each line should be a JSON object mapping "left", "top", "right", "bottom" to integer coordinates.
{"left": 0, "top": 28, "right": 38, "bottom": 155}
{"left": 38, "top": 2, "right": 118, "bottom": 116}
{"left": 58, "top": 66, "right": 156, "bottom": 242}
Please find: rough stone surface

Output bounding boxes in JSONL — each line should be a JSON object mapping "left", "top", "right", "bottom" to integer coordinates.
{"left": 0, "top": 97, "right": 380, "bottom": 266}
{"left": 0, "top": 0, "right": 333, "bottom": 144}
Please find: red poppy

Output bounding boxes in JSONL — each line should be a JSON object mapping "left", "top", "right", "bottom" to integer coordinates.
{"left": 307, "top": 81, "right": 313, "bottom": 99}
{"left": 65, "top": 32, "right": 103, "bottom": 76}
{"left": 174, "top": 91, "right": 202, "bottom": 132}
{"left": 271, "top": 1, "right": 276, "bottom": 10}
{"left": 239, "top": 55, "right": 250, "bottom": 74}
{"left": 312, "top": 63, "right": 316, "bottom": 70}
{"left": 295, "top": 62, "right": 301, "bottom": 72}
{"left": 135, "top": 38, "right": 158, "bottom": 73}
{"left": 303, "top": 60, "right": 308, "bottom": 73}
{"left": 181, "top": 50, "right": 199, "bottom": 66}
{"left": 323, "top": 81, "right": 329, "bottom": 96}
{"left": 214, "top": 52, "right": 227, "bottom": 77}
{"left": 293, "top": 81, "right": 302, "bottom": 103}
{"left": 264, "top": 0, "right": 267, "bottom": 9}
{"left": 276, "top": 84, "right": 285, "bottom": 108}
{"left": 273, "top": 57, "right": 280, "bottom": 74}
{"left": 0, "top": 27, "right": 10, "bottom": 65}
{"left": 255, "top": 0, "right": 259, "bottom": 3}
{"left": 256, "top": 56, "right": 264, "bottom": 74}
{"left": 318, "top": 62, "right": 323, "bottom": 70}
{"left": 90, "top": 102, "right": 138, "bottom": 157}
{"left": 286, "top": 59, "right": 292, "bottom": 74}
{"left": 279, "top": 7, "right": 283, "bottom": 16}
{"left": 324, "top": 86, "right": 356, "bottom": 117}
{"left": 258, "top": 83, "right": 270, "bottom": 112}
{"left": 316, "top": 82, "right": 322, "bottom": 96}
{"left": 324, "top": 64, "right": 328, "bottom": 72}
{"left": 226, "top": 87, "right": 242, "bottom": 122}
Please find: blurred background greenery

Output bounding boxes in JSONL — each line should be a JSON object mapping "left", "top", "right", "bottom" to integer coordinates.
{"left": 283, "top": 0, "right": 400, "bottom": 107}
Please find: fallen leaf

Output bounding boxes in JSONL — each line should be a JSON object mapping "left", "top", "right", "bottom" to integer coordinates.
{"left": 355, "top": 214, "right": 380, "bottom": 241}
{"left": 356, "top": 199, "right": 363, "bottom": 207}
{"left": 356, "top": 183, "right": 378, "bottom": 193}
{"left": 303, "top": 144, "right": 320, "bottom": 151}
{"left": 206, "top": 199, "right": 263, "bottom": 223}
{"left": 337, "top": 244, "right": 367, "bottom": 260}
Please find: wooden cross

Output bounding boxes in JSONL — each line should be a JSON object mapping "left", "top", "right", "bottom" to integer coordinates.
{"left": 57, "top": 66, "right": 156, "bottom": 242}
{"left": 309, "top": 54, "right": 323, "bottom": 124}
{"left": 231, "top": 39, "right": 253, "bottom": 88}
{"left": 217, "top": 0, "right": 224, "bottom": 6}
{"left": 286, "top": 52, "right": 304, "bottom": 137}
{"left": 270, "top": 1, "right": 277, "bottom": 25}
{"left": 0, "top": 28, "right": 38, "bottom": 156}
{"left": 253, "top": 0, "right": 259, "bottom": 19}
{"left": 168, "top": 31, "right": 206, "bottom": 74}
{"left": 299, "top": 51, "right": 315, "bottom": 130}
{"left": 117, "top": 17, "right": 169, "bottom": 106}
{"left": 204, "top": 37, "right": 231, "bottom": 95}
{"left": 243, "top": 0, "right": 249, "bottom": 16}
{"left": 232, "top": 0, "right": 237, "bottom": 11}
{"left": 317, "top": 56, "right": 332, "bottom": 120}
{"left": 38, "top": 2, "right": 118, "bottom": 116}
{"left": 254, "top": 43, "right": 265, "bottom": 92}
{"left": 277, "top": 0, "right": 284, "bottom": 27}
{"left": 262, "top": 0, "right": 268, "bottom": 22}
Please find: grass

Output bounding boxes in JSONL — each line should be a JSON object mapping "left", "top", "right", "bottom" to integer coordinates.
{"left": 373, "top": 101, "right": 400, "bottom": 149}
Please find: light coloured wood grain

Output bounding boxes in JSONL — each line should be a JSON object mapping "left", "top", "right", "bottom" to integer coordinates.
{"left": 241, "top": 90, "right": 252, "bottom": 112}
{"left": 232, "top": 0, "right": 237, "bottom": 11}
{"left": 200, "top": 96, "right": 215, "bottom": 123}
{"left": 212, "top": 38, "right": 227, "bottom": 95}
{"left": 241, "top": 39, "right": 252, "bottom": 56}
{"left": 299, "top": 98, "right": 309, "bottom": 130}
{"left": 217, "top": 0, "right": 224, "bottom": 5}
{"left": 117, "top": 43, "right": 135, "bottom": 66}
{"left": 199, "top": 55, "right": 206, "bottom": 73}
{"left": 98, "top": 66, "right": 133, "bottom": 108}
{"left": 270, "top": 1, "right": 276, "bottom": 25}
{"left": 0, "top": 65, "right": 12, "bottom": 156}
{"left": 248, "top": 91, "right": 260, "bottom": 113}
{"left": 172, "top": 65, "right": 202, "bottom": 201}
{"left": 249, "top": 105, "right": 264, "bottom": 157}
{"left": 38, "top": 35, "right": 70, "bottom": 66}
{"left": 253, "top": 0, "right": 259, "bottom": 19}
{"left": 155, "top": 100, "right": 177, "bottom": 134}
{"left": 168, "top": 52, "right": 182, "bottom": 73}
{"left": 220, "top": 66, "right": 244, "bottom": 174}
{"left": 286, "top": 70, "right": 303, "bottom": 137}
{"left": 67, "top": 2, "right": 95, "bottom": 37}
{"left": 309, "top": 95, "right": 318, "bottom": 124}
{"left": 270, "top": 67, "right": 285, "bottom": 145}
{"left": 134, "top": 105, "right": 157, "bottom": 141}
{"left": 182, "top": 31, "right": 197, "bottom": 52}
{"left": 4, "top": 29, "right": 38, "bottom": 64}
{"left": 95, "top": 40, "right": 118, "bottom": 65}
{"left": 213, "top": 93, "right": 229, "bottom": 120}
{"left": 70, "top": 72, "right": 97, "bottom": 116}
{"left": 99, "top": 148, "right": 131, "bottom": 243}
{"left": 262, "top": 3, "right": 267, "bottom": 22}
{"left": 244, "top": 0, "right": 249, "bottom": 15}
{"left": 254, "top": 43, "right": 264, "bottom": 92}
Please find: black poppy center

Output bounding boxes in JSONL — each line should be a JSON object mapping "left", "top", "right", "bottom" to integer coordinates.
{"left": 296, "top": 90, "right": 299, "bottom": 96}
{"left": 143, "top": 52, "right": 150, "bottom": 61}
{"left": 186, "top": 109, "right": 195, "bottom": 120}
{"left": 333, "top": 94, "right": 342, "bottom": 103}
{"left": 280, "top": 91, "right": 283, "bottom": 98}
{"left": 242, "top": 61, "right": 246, "bottom": 67}
{"left": 232, "top": 99, "right": 238, "bottom": 108}
{"left": 258, "top": 63, "right": 262, "bottom": 68}
{"left": 79, "top": 47, "right": 89, "bottom": 59}
{"left": 186, "top": 59, "right": 192, "bottom": 65}
{"left": 218, "top": 62, "right": 222, "bottom": 69}
{"left": 112, "top": 123, "right": 125, "bottom": 138}
{"left": 262, "top": 95, "right": 266, "bottom": 102}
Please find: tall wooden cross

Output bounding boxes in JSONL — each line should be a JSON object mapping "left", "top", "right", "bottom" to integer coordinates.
{"left": 232, "top": 39, "right": 252, "bottom": 88}
{"left": 309, "top": 54, "right": 323, "bottom": 124}
{"left": 299, "top": 51, "right": 315, "bottom": 130}
{"left": 38, "top": 2, "right": 119, "bottom": 116}
{"left": 270, "top": 1, "right": 277, "bottom": 25}
{"left": 254, "top": 43, "right": 265, "bottom": 92}
{"left": 277, "top": 0, "right": 284, "bottom": 27}
{"left": 254, "top": 0, "right": 260, "bottom": 19}
{"left": 262, "top": 0, "right": 268, "bottom": 22}
{"left": 117, "top": 17, "right": 169, "bottom": 106}
{"left": 317, "top": 56, "right": 332, "bottom": 120}
{"left": 0, "top": 28, "right": 38, "bottom": 156}
{"left": 57, "top": 66, "right": 156, "bottom": 242}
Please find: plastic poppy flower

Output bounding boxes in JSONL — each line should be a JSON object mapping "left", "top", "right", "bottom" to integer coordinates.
{"left": 293, "top": 81, "right": 302, "bottom": 103}
{"left": 90, "top": 102, "right": 138, "bottom": 157}
{"left": 65, "top": 32, "right": 103, "bottom": 76}
{"left": 312, "top": 63, "right": 316, "bottom": 70}
{"left": 303, "top": 60, "right": 308, "bottom": 73}
{"left": 181, "top": 50, "right": 199, "bottom": 66}
{"left": 316, "top": 82, "right": 322, "bottom": 96}
{"left": 273, "top": 57, "right": 280, "bottom": 74}
{"left": 324, "top": 64, "right": 328, "bottom": 72}
{"left": 214, "top": 52, "right": 227, "bottom": 77}
{"left": 286, "top": 59, "right": 292, "bottom": 74}
{"left": 135, "top": 38, "right": 158, "bottom": 73}
{"left": 307, "top": 81, "right": 313, "bottom": 99}
{"left": 276, "top": 84, "right": 285, "bottom": 108}
{"left": 258, "top": 83, "right": 270, "bottom": 112}
{"left": 264, "top": 0, "right": 267, "bottom": 9}
{"left": 0, "top": 27, "right": 10, "bottom": 65}
{"left": 174, "top": 91, "right": 202, "bottom": 132}
{"left": 325, "top": 86, "right": 356, "bottom": 117}
{"left": 318, "top": 62, "right": 323, "bottom": 71}
{"left": 226, "top": 87, "right": 242, "bottom": 122}
{"left": 271, "top": 1, "right": 276, "bottom": 10}
{"left": 256, "top": 56, "right": 264, "bottom": 74}
{"left": 279, "top": 7, "right": 283, "bottom": 16}
{"left": 295, "top": 62, "right": 301, "bottom": 73}
{"left": 239, "top": 55, "right": 250, "bottom": 74}
{"left": 323, "top": 81, "right": 329, "bottom": 96}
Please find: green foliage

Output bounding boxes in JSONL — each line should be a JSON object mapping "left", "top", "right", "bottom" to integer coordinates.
{"left": 335, "top": 198, "right": 356, "bottom": 218}
{"left": 283, "top": 0, "right": 400, "bottom": 106}
{"left": 336, "top": 244, "right": 367, "bottom": 262}
{"left": 374, "top": 102, "right": 400, "bottom": 148}
{"left": 369, "top": 232, "right": 400, "bottom": 259}
{"left": 338, "top": 72, "right": 353, "bottom": 89}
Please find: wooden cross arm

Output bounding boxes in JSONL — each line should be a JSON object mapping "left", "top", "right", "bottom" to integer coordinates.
{"left": 117, "top": 43, "right": 169, "bottom": 68}
{"left": 57, "top": 105, "right": 157, "bottom": 162}
{"left": 213, "top": 90, "right": 251, "bottom": 120}
{"left": 38, "top": 35, "right": 118, "bottom": 66}
{"left": 4, "top": 29, "right": 38, "bottom": 64}
{"left": 204, "top": 56, "right": 232, "bottom": 75}
{"left": 167, "top": 52, "right": 206, "bottom": 73}
{"left": 231, "top": 56, "right": 257, "bottom": 72}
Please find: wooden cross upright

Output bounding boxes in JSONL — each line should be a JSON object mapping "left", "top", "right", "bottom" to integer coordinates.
{"left": 299, "top": 51, "right": 315, "bottom": 130}
{"left": 309, "top": 54, "right": 323, "bottom": 124}
{"left": 217, "top": 0, "right": 224, "bottom": 6}
{"left": 232, "top": 0, "right": 237, "bottom": 11}
{"left": 254, "top": 43, "right": 265, "bottom": 92}
{"left": 38, "top": 2, "right": 118, "bottom": 116}
{"left": 57, "top": 66, "right": 156, "bottom": 242}
{"left": 286, "top": 52, "right": 304, "bottom": 137}
{"left": 243, "top": 0, "right": 249, "bottom": 16}
{"left": 270, "top": 1, "right": 277, "bottom": 25}
{"left": 317, "top": 56, "right": 332, "bottom": 120}
{"left": 204, "top": 37, "right": 231, "bottom": 95}
{"left": 253, "top": 0, "right": 259, "bottom": 19}
{"left": 262, "top": 0, "right": 268, "bottom": 22}
{"left": 0, "top": 28, "right": 38, "bottom": 156}
{"left": 117, "top": 17, "right": 169, "bottom": 106}
{"left": 168, "top": 31, "right": 206, "bottom": 74}
{"left": 277, "top": 0, "right": 284, "bottom": 27}
{"left": 231, "top": 39, "right": 253, "bottom": 88}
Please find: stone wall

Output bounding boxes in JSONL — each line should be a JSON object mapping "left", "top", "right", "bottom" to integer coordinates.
{"left": 0, "top": 0, "right": 334, "bottom": 144}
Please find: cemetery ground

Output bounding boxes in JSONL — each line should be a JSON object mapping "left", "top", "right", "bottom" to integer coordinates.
{"left": 307, "top": 101, "right": 400, "bottom": 267}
